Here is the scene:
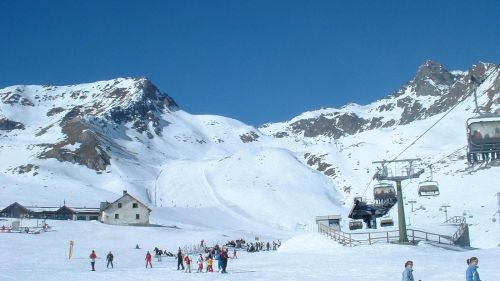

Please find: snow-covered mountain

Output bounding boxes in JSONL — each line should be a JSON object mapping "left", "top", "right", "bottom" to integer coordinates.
{"left": 1, "top": 60, "right": 499, "bottom": 247}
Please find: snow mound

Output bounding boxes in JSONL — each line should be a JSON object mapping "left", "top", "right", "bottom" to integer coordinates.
{"left": 278, "top": 233, "right": 341, "bottom": 253}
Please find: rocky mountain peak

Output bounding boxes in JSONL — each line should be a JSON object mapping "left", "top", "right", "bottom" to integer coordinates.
{"left": 412, "top": 60, "right": 455, "bottom": 96}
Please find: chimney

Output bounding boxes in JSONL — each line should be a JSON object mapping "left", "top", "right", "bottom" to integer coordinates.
{"left": 123, "top": 190, "right": 127, "bottom": 195}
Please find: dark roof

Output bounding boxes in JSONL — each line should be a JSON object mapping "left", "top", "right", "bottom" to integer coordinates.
{"left": 101, "top": 193, "right": 151, "bottom": 212}
{"left": 0, "top": 202, "right": 30, "bottom": 213}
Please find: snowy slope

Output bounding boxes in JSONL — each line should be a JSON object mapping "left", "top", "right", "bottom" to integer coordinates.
{"left": 0, "top": 77, "right": 343, "bottom": 234}
{"left": 1, "top": 60, "right": 499, "bottom": 250}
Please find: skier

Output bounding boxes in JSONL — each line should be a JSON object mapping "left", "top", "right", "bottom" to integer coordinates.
{"left": 177, "top": 248, "right": 184, "bottom": 270}
{"left": 106, "top": 251, "right": 114, "bottom": 268}
{"left": 206, "top": 255, "right": 214, "bottom": 272}
{"left": 197, "top": 254, "right": 204, "bottom": 272}
{"left": 220, "top": 248, "right": 228, "bottom": 273}
{"left": 157, "top": 249, "right": 162, "bottom": 262}
{"left": 215, "top": 250, "right": 222, "bottom": 271}
{"left": 145, "top": 251, "right": 152, "bottom": 268}
{"left": 266, "top": 242, "right": 270, "bottom": 251}
{"left": 402, "top": 260, "right": 414, "bottom": 281}
{"left": 466, "top": 257, "right": 480, "bottom": 281}
{"left": 232, "top": 249, "right": 238, "bottom": 259}
{"left": 184, "top": 255, "right": 192, "bottom": 273}
{"left": 89, "top": 250, "right": 97, "bottom": 271}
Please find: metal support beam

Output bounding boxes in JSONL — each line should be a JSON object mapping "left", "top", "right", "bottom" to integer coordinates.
{"left": 396, "top": 181, "right": 408, "bottom": 243}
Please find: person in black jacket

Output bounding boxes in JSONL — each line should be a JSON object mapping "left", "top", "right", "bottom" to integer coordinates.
{"left": 106, "top": 251, "right": 114, "bottom": 268}
{"left": 177, "top": 248, "right": 184, "bottom": 270}
{"left": 220, "top": 248, "right": 228, "bottom": 273}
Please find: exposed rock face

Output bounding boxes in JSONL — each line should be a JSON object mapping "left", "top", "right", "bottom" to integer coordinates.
{"left": 1, "top": 91, "right": 35, "bottom": 106}
{"left": 38, "top": 118, "right": 111, "bottom": 171}
{"left": 0, "top": 118, "right": 25, "bottom": 131}
{"left": 47, "top": 107, "right": 65, "bottom": 117}
{"left": 106, "top": 79, "right": 177, "bottom": 137}
{"left": 27, "top": 77, "right": 180, "bottom": 171}
{"left": 291, "top": 113, "right": 369, "bottom": 138}
{"left": 9, "top": 164, "right": 39, "bottom": 176}
{"left": 304, "top": 153, "right": 336, "bottom": 177}
{"left": 240, "top": 131, "right": 260, "bottom": 143}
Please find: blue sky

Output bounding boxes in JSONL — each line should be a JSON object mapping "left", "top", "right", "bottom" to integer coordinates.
{"left": 0, "top": 1, "right": 499, "bottom": 125}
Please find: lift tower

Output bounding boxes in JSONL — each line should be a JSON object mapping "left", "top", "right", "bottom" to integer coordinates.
{"left": 373, "top": 159, "right": 424, "bottom": 243}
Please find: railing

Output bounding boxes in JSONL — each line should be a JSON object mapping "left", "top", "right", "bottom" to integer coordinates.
{"left": 446, "top": 216, "right": 469, "bottom": 245}
{"left": 319, "top": 224, "right": 455, "bottom": 247}
{"left": 445, "top": 216, "right": 466, "bottom": 224}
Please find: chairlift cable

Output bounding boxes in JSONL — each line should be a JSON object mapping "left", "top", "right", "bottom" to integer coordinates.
{"left": 389, "top": 67, "right": 499, "bottom": 162}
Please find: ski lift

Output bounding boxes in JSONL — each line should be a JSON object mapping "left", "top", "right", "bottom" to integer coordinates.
{"left": 380, "top": 216, "right": 394, "bottom": 227}
{"left": 349, "top": 220, "right": 363, "bottom": 231}
{"left": 418, "top": 165, "right": 440, "bottom": 197}
{"left": 418, "top": 181, "right": 440, "bottom": 196}
{"left": 466, "top": 108, "right": 500, "bottom": 164}
{"left": 373, "top": 182, "right": 396, "bottom": 203}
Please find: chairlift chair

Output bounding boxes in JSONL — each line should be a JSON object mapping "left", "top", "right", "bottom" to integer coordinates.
{"left": 380, "top": 216, "right": 394, "bottom": 227}
{"left": 418, "top": 181, "right": 440, "bottom": 197}
{"left": 373, "top": 182, "right": 397, "bottom": 202}
{"left": 349, "top": 220, "right": 363, "bottom": 231}
{"left": 466, "top": 115, "right": 500, "bottom": 164}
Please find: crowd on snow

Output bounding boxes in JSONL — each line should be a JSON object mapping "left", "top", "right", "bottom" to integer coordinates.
{"left": 87, "top": 241, "right": 483, "bottom": 280}
{"left": 87, "top": 238, "right": 281, "bottom": 274}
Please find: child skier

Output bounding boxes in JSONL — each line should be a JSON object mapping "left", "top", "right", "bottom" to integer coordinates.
{"left": 206, "top": 255, "right": 214, "bottom": 272}
{"left": 197, "top": 254, "right": 204, "bottom": 272}
{"left": 184, "top": 255, "right": 192, "bottom": 273}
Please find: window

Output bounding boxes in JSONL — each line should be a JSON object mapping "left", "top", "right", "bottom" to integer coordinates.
{"left": 136, "top": 214, "right": 140, "bottom": 220}
{"left": 132, "top": 203, "right": 138, "bottom": 208}
{"left": 118, "top": 203, "right": 122, "bottom": 208}
{"left": 115, "top": 214, "right": 119, "bottom": 219}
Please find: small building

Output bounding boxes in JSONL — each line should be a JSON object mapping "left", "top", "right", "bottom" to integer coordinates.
{"left": 0, "top": 203, "right": 99, "bottom": 221}
{"left": 99, "top": 191, "right": 151, "bottom": 225}
{"left": 316, "top": 214, "right": 342, "bottom": 231}
{"left": 0, "top": 202, "right": 31, "bottom": 218}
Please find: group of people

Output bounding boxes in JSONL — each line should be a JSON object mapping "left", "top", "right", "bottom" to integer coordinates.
{"left": 87, "top": 240, "right": 242, "bottom": 274}
{"left": 401, "top": 257, "right": 481, "bottom": 281}
{"left": 246, "top": 240, "right": 281, "bottom": 252}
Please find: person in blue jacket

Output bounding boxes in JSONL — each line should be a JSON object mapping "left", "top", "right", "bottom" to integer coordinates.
{"left": 402, "top": 260, "right": 414, "bottom": 281}
{"left": 466, "top": 257, "right": 481, "bottom": 281}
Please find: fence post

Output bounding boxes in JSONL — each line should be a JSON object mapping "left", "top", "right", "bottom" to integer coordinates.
{"left": 438, "top": 235, "right": 441, "bottom": 244}
{"left": 368, "top": 232, "right": 371, "bottom": 245}
{"left": 349, "top": 234, "right": 352, "bottom": 247}
{"left": 386, "top": 231, "right": 389, "bottom": 243}
{"left": 412, "top": 230, "right": 415, "bottom": 244}
{"left": 425, "top": 233, "right": 428, "bottom": 241}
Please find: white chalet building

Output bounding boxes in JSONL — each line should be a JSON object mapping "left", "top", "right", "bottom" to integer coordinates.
{"left": 99, "top": 191, "right": 151, "bottom": 225}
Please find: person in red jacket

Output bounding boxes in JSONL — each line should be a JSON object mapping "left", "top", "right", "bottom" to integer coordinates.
{"left": 184, "top": 255, "right": 192, "bottom": 273}
{"left": 89, "top": 250, "right": 97, "bottom": 271}
{"left": 145, "top": 251, "right": 152, "bottom": 268}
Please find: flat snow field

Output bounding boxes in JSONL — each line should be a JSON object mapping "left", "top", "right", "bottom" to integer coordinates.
{"left": 0, "top": 219, "right": 499, "bottom": 281}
